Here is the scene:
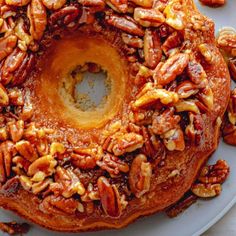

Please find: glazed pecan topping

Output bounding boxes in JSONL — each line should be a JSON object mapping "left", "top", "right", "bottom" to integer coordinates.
{"left": 129, "top": 154, "right": 152, "bottom": 198}
{"left": 199, "top": 0, "right": 225, "bottom": 7}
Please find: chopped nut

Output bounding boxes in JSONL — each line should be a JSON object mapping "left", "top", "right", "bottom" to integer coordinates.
{"left": 191, "top": 183, "right": 221, "bottom": 198}
{"left": 129, "top": 154, "right": 152, "bottom": 198}
{"left": 198, "top": 43, "right": 214, "bottom": 63}
{"left": 50, "top": 142, "right": 65, "bottom": 156}
{"left": 15, "top": 140, "right": 38, "bottom": 162}
{"left": 8, "top": 120, "right": 24, "bottom": 143}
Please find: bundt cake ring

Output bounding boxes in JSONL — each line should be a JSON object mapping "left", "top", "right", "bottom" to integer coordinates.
{"left": 0, "top": 0, "right": 231, "bottom": 232}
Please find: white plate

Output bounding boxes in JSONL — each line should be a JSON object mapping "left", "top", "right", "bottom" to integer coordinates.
{"left": 1, "top": 1, "right": 236, "bottom": 236}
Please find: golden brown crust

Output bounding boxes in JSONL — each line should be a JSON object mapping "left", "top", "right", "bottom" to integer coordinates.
{"left": 0, "top": 0, "right": 231, "bottom": 232}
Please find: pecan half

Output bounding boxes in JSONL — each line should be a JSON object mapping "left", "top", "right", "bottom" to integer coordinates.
{"left": 198, "top": 160, "right": 230, "bottom": 184}
{"left": 129, "top": 0, "right": 152, "bottom": 7}
{"left": 153, "top": 53, "right": 189, "bottom": 86}
{"left": 98, "top": 176, "right": 127, "bottom": 217}
{"left": 39, "top": 195, "right": 78, "bottom": 215}
{"left": 162, "top": 31, "right": 182, "bottom": 56}
{"left": 0, "top": 141, "right": 15, "bottom": 183}
{"left": 175, "top": 81, "right": 199, "bottom": 99}
{"left": 143, "top": 29, "right": 162, "bottom": 69}
{"left": 27, "top": 0, "right": 47, "bottom": 41}
{"left": 199, "top": 0, "right": 225, "bottom": 7}
{"left": 129, "top": 154, "right": 152, "bottom": 198}
{"left": 96, "top": 153, "right": 129, "bottom": 176}
{"left": 42, "top": 0, "right": 66, "bottom": 10}
{"left": 71, "top": 145, "right": 103, "bottom": 169}
{"left": 0, "top": 83, "right": 9, "bottom": 106}
{"left": 15, "top": 140, "right": 38, "bottom": 162}
{"left": 191, "top": 183, "right": 221, "bottom": 198}
{"left": 228, "top": 58, "right": 236, "bottom": 82}
{"left": 0, "top": 34, "right": 17, "bottom": 61}
{"left": 0, "top": 222, "right": 30, "bottom": 235}
{"left": 103, "top": 132, "right": 144, "bottom": 156}
{"left": 106, "top": 14, "right": 144, "bottom": 36}
{"left": 134, "top": 7, "right": 165, "bottom": 28}
{"left": 132, "top": 83, "right": 179, "bottom": 110}
{"left": 7, "top": 120, "right": 24, "bottom": 143}
{"left": 121, "top": 33, "right": 143, "bottom": 48}
{"left": 105, "top": 0, "right": 127, "bottom": 13}
{"left": 5, "top": 0, "right": 30, "bottom": 6}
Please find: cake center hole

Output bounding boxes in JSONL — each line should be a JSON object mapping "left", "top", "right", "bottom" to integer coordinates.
{"left": 70, "top": 63, "right": 111, "bottom": 111}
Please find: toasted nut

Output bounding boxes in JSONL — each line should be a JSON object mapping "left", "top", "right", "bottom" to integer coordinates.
{"left": 104, "top": 132, "right": 144, "bottom": 156}
{"left": 27, "top": 0, "right": 47, "bottom": 41}
{"left": 98, "top": 176, "right": 126, "bottom": 217}
{"left": 0, "top": 83, "right": 9, "bottom": 106}
{"left": 154, "top": 53, "right": 189, "bottom": 86}
{"left": 19, "top": 175, "right": 32, "bottom": 191}
{"left": 105, "top": 0, "right": 127, "bottom": 13}
{"left": 175, "top": 81, "right": 199, "bottom": 99}
{"left": 198, "top": 160, "right": 230, "bottom": 184}
{"left": 15, "top": 140, "right": 38, "bottom": 162}
{"left": 164, "top": 0, "right": 186, "bottom": 30}
{"left": 134, "top": 7, "right": 165, "bottom": 27}
{"left": 191, "top": 183, "right": 221, "bottom": 198}
{"left": 198, "top": 43, "right": 214, "bottom": 63}
{"left": 0, "top": 126, "right": 8, "bottom": 141}
{"left": 28, "top": 155, "right": 57, "bottom": 177}
{"left": 197, "top": 86, "right": 214, "bottom": 109}
{"left": 130, "top": 0, "right": 152, "bottom": 7}
{"left": 106, "top": 14, "right": 144, "bottom": 36}
{"left": 71, "top": 145, "right": 103, "bottom": 169}
{"left": 143, "top": 29, "right": 162, "bottom": 69}
{"left": 96, "top": 153, "right": 129, "bottom": 176}
{"left": 129, "top": 154, "right": 152, "bottom": 198}
{"left": 42, "top": 0, "right": 66, "bottom": 10}
{"left": 7, "top": 120, "right": 24, "bottom": 143}
{"left": 5, "top": 0, "right": 30, "bottom": 6}
{"left": 199, "top": 0, "right": 225, "bottom": 7}
{"left": 162, "top": 32, "right": 182, "bottom": 56}
{"left": 175, "top": 100, "right": 200, "bottom": 114}
{"left": 0, "top": 34, "right": 17, "bottom": 61}
{"left": 50, "top": 142, "right": 65, "bottom": 155}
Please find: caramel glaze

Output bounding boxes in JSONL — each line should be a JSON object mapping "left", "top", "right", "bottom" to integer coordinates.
{"left": 0, "top": 0, "right": 231, "bottom": 232}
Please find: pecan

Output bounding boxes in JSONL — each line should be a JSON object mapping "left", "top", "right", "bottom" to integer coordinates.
{"left": 162, "top": 32, "right": 182, "bottom": 56}
{"left": 198, "top": 43, "right": 214, "bottom": 63}
{"left": 39, "top": 195, "right": 78, "bottom": 215}
{"left": 131, "top": 109, "right": 153, "bottom": 125}
{"left": 185, "top": 113, "right": 204, "bottom": 145}
{"left": 49, "top": 5, "right": 81, "bottom": 28}
{"left": 5, "top": 0, "right": 30, "bottom": 6}
{"left": 50, "top": 142, "right": 65, "bottom": 156}
{"left": 217, "top": 31, "right": 236, "bottom": 57}
{"left": 227, "top": 89, "right": 236, "bottom": 125}
{"left": 20, "top": 93, "right": 33, "bottom": 121}
{"left": 223, "top": 123, "right": 236, "bottom": 145}
{"left": 162, "top": 126, "right": 185, "bottom": 151}
{"left": 164, "top": 0, "right": 186, "bottom": 30}
{"left": 0, "top": 83, "right": 9, "bottom": 106}
{"left": 15, "top": 140, "right": 38, "bottom": 162}
{"left": 0, "top": 34, "right": 17, "bottom": 61}
{"left": 198, "top": 160, "right": 230, "bottom": 184}
{"left": 143, "top": 29, "right": 162, "bottom": 69}
{"left": 228, "top": 58, "right": 236, "bottom": 82}
{"left": 0, "top": 141, "right": 15, "bottom": 183}
{"left": 0, "top": 126, "right": 8, "bottom": 141}
{"left": 36, "top": 137, "right": 49, "bottom": 156}
{"left": 0, "top": 48, "right": 34, "bottom": 86}
{"left": 103, "top": 132, "right": 144, "bottom": 156}
{"left": 96, "top": 153, "right": 129, "bottom": 176}
{"left": 19, "top": 175, "right": 32, "bottom": 191}
{"left": 191, "top": 183, "right": 221, "bottom": 198}
{"left": 197, "top": 86, "right": 214, "bottom": 109}
{"left": 166, "top": 192, "right": 198, "bottom": 218}
{"left": 42, "top": 0, "right": 66, "bottom": 10}
{"left": 51, "top": 166, "right": 85, "bottom": 197}
{"left": 98, "top": 176, "right": 127, "bottom": 217}
{"left": 7, "top": 120, "right": 24, "bottom": 143}
{"left": 129, "top": 154, "right": 152, "bottom": 198}
{"left": 121, "top": 33, "right": 143, "bottom": 48}
{"left": 134, "top": 8, "right": 165, "bottom": 28}
{"left": 27, "top": 155, "right": 57, "bottom": 180}
{"left": 153, "top": 53, "right": 189, "bottom": 86}
{"left": 105, "top": 0, "right": 127, "bottom": 13}
{"left": 132, "top": 83, "right": 179, "bottom": 110}
{"left": 175, "top": 100, "right": 200, "bottom": 114}
{"left": 12, "top": 155, "right": 31, "bottom": 174}
{"left": 175, "top": 81, "right": 199, "bottom": 99}
{"left": 14, "top": 18, "right": 33, "bottom": 51}
{"left": 71, "top": 145, "right": 103, "bottom": 169}
{"left": 129, "top": 0, "right": 152, "bottom": 7}
{"left": 187, "top": 59, "right": 207, "bottom": 85}
{"left": 27, "top": 0, "right": 47, "bottom": 41}
{"left": 32, "top": 177, "right": 52, "bottom": 194}
{"left": 106, "top": 14, "right": 144, "bottom": 36}
{"left": 8, "top": 88, "right": 24, "bottom": 106}
{"left": 199, "top": 0, "right": 225, "bottom": 7}
{"left": 81, "top": 183, "right": 100, "bottom": 202}
{"left": 151, "top": 108, "right": 181, "bottom": 135}
{"left": 0, "top": 222, "right": 30, "bottom": 235}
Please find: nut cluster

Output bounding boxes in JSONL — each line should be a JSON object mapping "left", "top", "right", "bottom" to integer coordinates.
{"left": 0, "top": 0, "right": 227, "bottom": 219}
